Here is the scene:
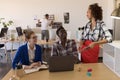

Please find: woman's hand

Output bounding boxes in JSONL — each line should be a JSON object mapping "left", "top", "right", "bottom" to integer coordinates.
{"left": 88, "top": 42, "right": 97, "bottom": 48}
{"left": 23, "top": 62, "right": 41, "bottom": 69}
{"left": 23, "top": 65, "right": 33, "bottom": 69}
{"left": 30, "top": 62, "right": 41, "bottom": 68}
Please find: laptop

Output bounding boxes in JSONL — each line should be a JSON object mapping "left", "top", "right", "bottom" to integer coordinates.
{"left": 0, "top": 27, "right": 8, "bottom": 37}
{"left": 49, "top": 56, "right": 74, "bottom": 72}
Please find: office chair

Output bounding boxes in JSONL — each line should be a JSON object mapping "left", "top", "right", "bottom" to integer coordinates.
{"left": 16, "top": 27, "right": 23, "bottom": 37}
{"left": 0, "top": 44, "right": 5, "bottom": 61}
{"left": 16, "top": 27, "right": 24, "bottom": 46}
{"left": 0, "top": 28, "right": 8, "bottom": 62}
{"left": 0, "top": 44, "right": 4, "bottom": 48}
{"left": 0, "top": 27, "right": 8, "bottom": 38}
{"left": 108, "top": 29, "right": 113, "bottom": 36}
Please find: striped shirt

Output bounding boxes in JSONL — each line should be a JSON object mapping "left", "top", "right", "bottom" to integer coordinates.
{"left": 51, "top": 40, "right": 79, "bottom": 62}
{"left": 81, "top": 20, "right": 112, "bottom": 42}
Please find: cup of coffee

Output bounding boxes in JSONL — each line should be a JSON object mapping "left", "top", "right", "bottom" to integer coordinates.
{"left": 15, "top": 64, "right": 24, "bottom": 78}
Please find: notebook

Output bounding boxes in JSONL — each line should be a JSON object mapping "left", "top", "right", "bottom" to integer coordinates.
{"left": 24, "top": 64, "right": 48, "bottom": 74}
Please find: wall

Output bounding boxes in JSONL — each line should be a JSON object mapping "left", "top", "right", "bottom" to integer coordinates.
{"left": 106, "top": 0, "right": 114, "bottom": 29}
{"left": 0, "top": 0, "right": 109, "bottom": 39}
{"left": 107, "top": 0, "right": 120, "bottom": 40}
{"left": 114, "top": 0, "right": 120, "bottom": 40}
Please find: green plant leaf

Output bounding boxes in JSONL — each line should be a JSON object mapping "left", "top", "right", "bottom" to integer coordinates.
{"left": 0, "top": 18, "right": 5, "bottom": 20}
{"left": 0, "top": 18, "right": 13, "bottom": 27}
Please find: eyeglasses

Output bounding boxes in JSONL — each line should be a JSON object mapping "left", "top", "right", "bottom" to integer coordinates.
{"left": 31, "top": 36, "right": 37, "bottom": 39}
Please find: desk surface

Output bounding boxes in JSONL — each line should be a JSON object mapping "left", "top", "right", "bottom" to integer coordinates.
{"left": 2, "top": 63, "right": 120, "bottom": 80}
{"left": 37, "top": 40, "right": 56, "bottom": 45}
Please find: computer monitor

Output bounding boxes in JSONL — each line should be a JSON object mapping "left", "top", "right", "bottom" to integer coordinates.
{"left": 0, "top": 27, "right": 8, "bottom": 37}
{"left": 16, "top": 27, "right": 23, "bottom": 36}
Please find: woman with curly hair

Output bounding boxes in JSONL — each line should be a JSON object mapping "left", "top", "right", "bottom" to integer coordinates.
{"left": 79, "top": 3, "right": 112, "bottom": 63}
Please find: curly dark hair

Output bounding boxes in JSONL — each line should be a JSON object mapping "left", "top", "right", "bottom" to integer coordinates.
{"left": 89, "top": 3, "right": 103, "bottom": 21}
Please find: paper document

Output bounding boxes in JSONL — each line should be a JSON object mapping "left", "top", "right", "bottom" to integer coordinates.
{"left": 24, "top": 65, "right": 48, "bottom": 74}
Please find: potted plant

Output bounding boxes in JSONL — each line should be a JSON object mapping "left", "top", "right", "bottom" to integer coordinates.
{"left": 0, "top": 18, "right": 13, "bottom": 27}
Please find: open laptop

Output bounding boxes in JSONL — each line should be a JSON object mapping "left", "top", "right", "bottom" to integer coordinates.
{"left": 0, "top": 27, "right": 8, "bottom": 37}
{"left": 49, "top": 56, "right": 74, "bottom": 72}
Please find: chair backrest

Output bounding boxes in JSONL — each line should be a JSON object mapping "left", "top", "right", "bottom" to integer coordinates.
{"left": 0, "top": 44, "right": 4, "bottom": 48}
{"left": 108, "top": 29, "right": 113, "bottom": 36}
{"left": 0, "top": 27, "right": 8, "bottom": 37}
{"left": 16, "top": 27, "right": 23, "bottom": 36}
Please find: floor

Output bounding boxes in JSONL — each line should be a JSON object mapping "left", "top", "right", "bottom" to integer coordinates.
{"left": 0, "top": 48, "right": 103, "bottom": 79}
{"left": 0, "top": 50, "right": 12, "bottom": 80}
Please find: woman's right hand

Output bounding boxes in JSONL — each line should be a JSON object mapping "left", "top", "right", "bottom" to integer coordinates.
{"left": 23, "top": 62, "right": 41, "bottom": 69}
{"left": 30, "top": 62, "right": 41, "bottom": 68}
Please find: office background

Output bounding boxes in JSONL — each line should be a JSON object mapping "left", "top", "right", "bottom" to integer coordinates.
{"left": 0, "top": 0, "right": 118, "bottom": 39}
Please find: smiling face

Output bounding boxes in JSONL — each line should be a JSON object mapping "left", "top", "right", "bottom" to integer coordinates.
{"left": 25, "top": 30, "right": 37, "bottom": 45}
{"left": 58, "top": 29, "right": 67, "bottom": 43}
{"left": 87, "top": 8, "right": 93, "bottom": 20}
{"left": 28, "top": 33, "right": 37, "bottom": 45}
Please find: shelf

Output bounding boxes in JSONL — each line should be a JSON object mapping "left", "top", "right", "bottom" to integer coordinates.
{"left": 103, "top": 41, "right": 120, "bottom": 77}
{"left": 103, "top": 52, "right": 115, "bottom": 70}
{"left": 103, "top": 44, "right": 114, "bottom": 57}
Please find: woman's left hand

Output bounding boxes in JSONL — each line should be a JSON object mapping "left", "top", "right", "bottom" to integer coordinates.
{"left": 30, "top": 62, "right": 41, "bottom": 68}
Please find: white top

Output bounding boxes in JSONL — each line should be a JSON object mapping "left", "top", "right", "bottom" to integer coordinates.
{"left": 41, "top": 18, "right": 51, "bottom": 30}
{"left": 27, "top": 43, "right": 36, "bottom": 63}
